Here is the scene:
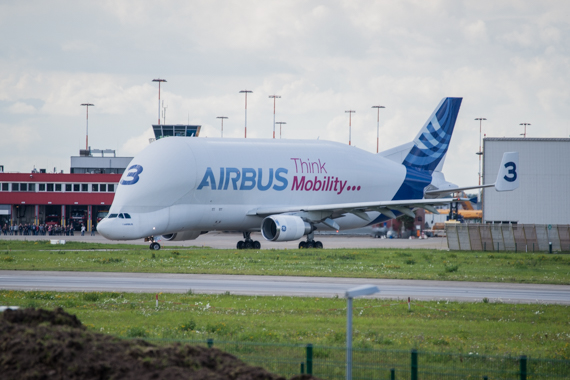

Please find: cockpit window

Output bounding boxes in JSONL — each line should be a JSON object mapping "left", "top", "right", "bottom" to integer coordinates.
{"left": 118, "top": 213, "right": 124, "bottom": 219}
{"left": 123, "top": 213, "right": 131, "bottom": 219}
{"left": 108, "top": 214, "right": 118, "bottom": 218}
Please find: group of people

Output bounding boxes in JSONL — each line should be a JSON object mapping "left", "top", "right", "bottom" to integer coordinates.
{"left": 1, "top": 223, "right": 80, "bottom": 236}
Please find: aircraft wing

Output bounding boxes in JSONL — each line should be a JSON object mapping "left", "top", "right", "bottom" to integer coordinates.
{"left": 247, "top": 197, "right": 466, "bottom": 224}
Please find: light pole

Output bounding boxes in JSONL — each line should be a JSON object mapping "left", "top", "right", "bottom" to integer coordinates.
{"left": 475, "top": 118, "right": 486, "bottom": 186}
{"left": 345, "top": 110, "right": 356, "bottom": 145}
{"left": 276, "top": 122, "right": 286, "bottom": 139}
{"left": 80, "top": 103, "right": 94, "bottom": 151}
{"left": 520, "top": 123, "right": 531, "bottom": 138}
{"left": 217, "top": 116, "right": 228, "bottom": 138}
{"left": 239, "top": 90, "right": 253, "bottom": 138}
{"left": 269, "top": 95, "right": 281, "bottom": 139}
{"left": 372, "top": 106, "right": 385, "bottom": 153}
{"left": 152, "top": 78, "right": 167, "bottom": 125}
{"left": 345, "top": 285, "right": 380, "bottom": 380}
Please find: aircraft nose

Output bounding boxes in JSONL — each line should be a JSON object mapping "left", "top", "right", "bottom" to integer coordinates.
{"left": 97, "top": 219, "right": 114, "bottom": 240}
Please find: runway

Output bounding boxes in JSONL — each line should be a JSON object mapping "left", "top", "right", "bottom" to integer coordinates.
{"left": 1, "top": 271, "right": 569, "bottom": 304}
{"left": 0, "top": 231, "right": 449, "bottom": 250}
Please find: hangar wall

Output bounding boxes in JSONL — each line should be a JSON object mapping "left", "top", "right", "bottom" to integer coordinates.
{"left": 482, "top": 138, "right": 570, "bottom": 224}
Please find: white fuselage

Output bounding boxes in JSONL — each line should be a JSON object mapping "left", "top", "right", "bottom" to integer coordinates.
{"left": 97, "top": 137, "right": 410, "bottom": 240}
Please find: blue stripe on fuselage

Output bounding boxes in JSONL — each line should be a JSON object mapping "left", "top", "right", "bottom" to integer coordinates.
{"left": 367, "top": 166, "right": 432, "bottom": 226}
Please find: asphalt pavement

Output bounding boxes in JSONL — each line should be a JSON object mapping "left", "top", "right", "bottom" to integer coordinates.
{"left": 0, "top": 231, "right": 449, "bottom": 250}
{"left": 1, "top": 271, "right": 568, "bottom": 304}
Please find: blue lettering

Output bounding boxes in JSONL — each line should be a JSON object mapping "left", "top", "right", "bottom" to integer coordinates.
{"left": 240, "top": 168, "right": 256, "bottom": 190}
{"left": 273, "top": 168, "right": 288, "bottom": 191}
{"left": 197, "top": 167, "right": 217, "bottom": 190}
{"left": 120, "top": 165, "right": 143, "bottom": 185}
{"left": 257, "top": 168, "right": 273, "bottom": 191}
{"left": 218, "top": 167, "right": 225, "bottom": 190}
{"left": 196, "top": 167, "right": 288, "bottom": 191}
{"left": 224, "top": 168, "right": 241, "bottom": 190}
{"left": 504, "top": 162, "right": 517, "bottom": 182}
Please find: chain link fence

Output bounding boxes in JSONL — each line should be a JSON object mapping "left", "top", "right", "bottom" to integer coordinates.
{"left": 141, "top": 338, "right": 570, "bottom": 379}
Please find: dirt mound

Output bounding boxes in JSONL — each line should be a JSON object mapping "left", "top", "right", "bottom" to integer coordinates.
{"left": 0, "top": 308, "right": 321, "bottom": 380}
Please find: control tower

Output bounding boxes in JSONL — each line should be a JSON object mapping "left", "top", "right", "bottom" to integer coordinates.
{"left": 152, "top": 124, "right": 201, "bottom": 139}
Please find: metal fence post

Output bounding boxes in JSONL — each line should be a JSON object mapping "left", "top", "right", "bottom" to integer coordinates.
{"left": 549, "top": 242, "right": 553, "bottom": 254}
{"left": 306, "top": 343, "right": 313, "bottom": 375}
{"left": 411, "top": 349, "right": 418, "bottom": 380}
{"left": 207, "top": 338, "right": 213, "bottom": 348}
{"left": 390, "top": 368, "right": 395, "bottom": 380}
{"left": 300, "top": 362, "right": 305, "bottom": 374}
{"left": 520, "top": 355, "right": 527, "bottom": 380}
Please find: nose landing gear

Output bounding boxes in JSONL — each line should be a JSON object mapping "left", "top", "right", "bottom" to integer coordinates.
{"left": 145, "top": 236, "right": 161, "bottom": 250}
{"left": 236, "top": 232, "right": 261, "bottom": 250}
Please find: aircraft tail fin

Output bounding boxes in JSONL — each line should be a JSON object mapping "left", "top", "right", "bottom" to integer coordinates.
{"left": 380, "top": 97, "right": 462, "bottom": 174}
{"left": 495, "top": 152, "right": 519, "bottom": 191}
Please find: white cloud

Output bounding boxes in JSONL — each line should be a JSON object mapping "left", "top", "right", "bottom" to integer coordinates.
{"left": 8, "top": 102, "right": 36, "bottom": 114}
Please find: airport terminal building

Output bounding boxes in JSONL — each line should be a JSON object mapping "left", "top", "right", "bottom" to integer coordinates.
{"left": 0, "top": 124, "right": 200, "bottom": 231}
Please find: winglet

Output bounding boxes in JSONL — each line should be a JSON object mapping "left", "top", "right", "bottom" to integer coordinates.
{"left": 495, "top": 152, "right": 519, "bottom": 192}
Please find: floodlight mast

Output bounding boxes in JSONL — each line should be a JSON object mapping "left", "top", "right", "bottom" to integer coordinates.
{"left": 240, "top": 90, "right": 253, "bottom": 138}
{"left": 80, "top": 103, "right": 94, "bottom": 151}
{"left": 372, "top": 106, "right": 385, "bottom": 153}
{"left": 217, "top": 116, "right": 228, "bottom": 138}
{"left": 276, "top": 121, "right": 286, "bottom": 139}
{"left": 475, "top": 118, "right": 486, "bottom": 186}
{"left": 152, "top": 79, "right": 167, "bottom": 125}
{"left": 345, "top": 285, "right": 379, "bottom": 380}
{"left": 520, "top": 123, "right": 531, "bottom": 138}
{"left": 269, "top": 95, "right": 281, "bottom": 139}
{"left": 345, "top": 110, "right": 356, "bottom": 145}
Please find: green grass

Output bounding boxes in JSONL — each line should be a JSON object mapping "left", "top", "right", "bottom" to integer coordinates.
{"left": 2, "top": 289, "right": 570, "bottom": 360}
{"left": 1, "top": 240, "right": 570, "bottom": 284}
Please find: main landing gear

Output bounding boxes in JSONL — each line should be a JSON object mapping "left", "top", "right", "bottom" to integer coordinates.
{"left": 236, "top": 232, "right": 261, "bottom": 250}
{"left": 145, "top": 236, "right": 161, "bottom": 250}
{"left": 298, "top": 232, "right": 323, "bottom": 249}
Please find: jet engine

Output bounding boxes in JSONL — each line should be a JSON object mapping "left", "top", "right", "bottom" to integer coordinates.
{"left": 162, "top": 230, "right": 202, "bottom": 241}
{"left": 261, "top": 215, "right": 312, "bottom": 241}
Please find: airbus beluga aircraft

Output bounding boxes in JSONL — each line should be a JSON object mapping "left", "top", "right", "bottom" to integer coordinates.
{"left": 97, "top": 97, "right": 519, "bottom": 250}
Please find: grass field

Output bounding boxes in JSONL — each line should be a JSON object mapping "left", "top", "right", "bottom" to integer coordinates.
{"left": 1, "top": 240, "right": 570, "bottom": 284}
{"left": 2, "top": 289, "right": 569, "bottom": 360}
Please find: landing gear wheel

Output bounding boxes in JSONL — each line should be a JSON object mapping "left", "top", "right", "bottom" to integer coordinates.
{"left": 244, "top": 240, "right": 253, "bottom": 249}
{"left": 306, "top": 241, "right": 314, "bottom": 249}
{"left": 237, "top": 241, "right": 244, "bottom": 250}
{"left": 299, "top": 241, "right": 306, "bottom": 249}
{"left": 314, "top": 241, "right": 323, "bottom": 249}
{"left": 150, "top": 242, "right": 161, "bottom": 250}
{"left": 253, "top": 241, "right": 261, "bottom": 249}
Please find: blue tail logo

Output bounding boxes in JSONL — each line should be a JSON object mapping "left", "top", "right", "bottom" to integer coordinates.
{"left": 402, "top": 97, "right": 462, "bottom": 173}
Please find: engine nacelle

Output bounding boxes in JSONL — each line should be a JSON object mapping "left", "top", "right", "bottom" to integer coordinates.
{"left": 162, "top": 230, "right": 202, "bottom": 241}
{"left": 261, "top": 215, "right": 312, "bottom": 242}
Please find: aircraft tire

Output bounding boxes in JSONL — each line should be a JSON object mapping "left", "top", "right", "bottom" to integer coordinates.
{"left": 253, "top": 241, "right": 261, "bottom": 249}
{"left": 237, "top": 241, "right": 244, "bottom": 250}
{"left": 150, "top": 242, "right": 161, "bottom": 250}
{"left": 315, "top": 241, "right": 323, "bottom": 249}
{"left": 244, "top": 240, "right": 253, "bottom": 249}
{"left": 298, "top": 241, "right": 306, "bottom": 249}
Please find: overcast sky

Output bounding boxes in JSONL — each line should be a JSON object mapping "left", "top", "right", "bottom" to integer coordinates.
{"left": 1, "top": 0, "right": 568, "bottom": 186}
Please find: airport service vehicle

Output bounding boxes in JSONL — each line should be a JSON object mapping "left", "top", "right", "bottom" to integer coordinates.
{"left": 96, "top": 211, "right": 109, "bottom": 224}
{"left": 98, "top": 97, "right": 519, "bottom": 250}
